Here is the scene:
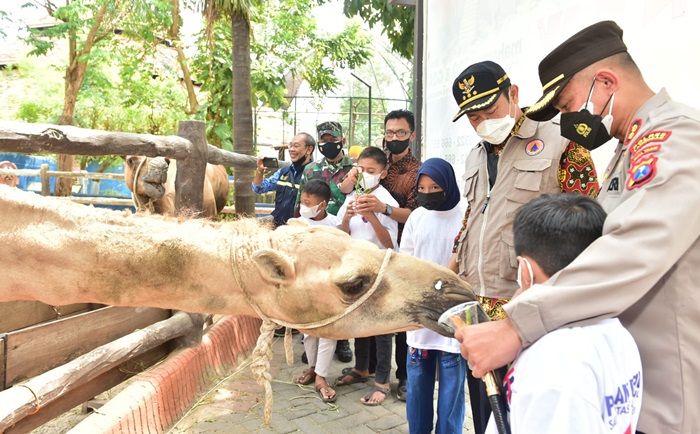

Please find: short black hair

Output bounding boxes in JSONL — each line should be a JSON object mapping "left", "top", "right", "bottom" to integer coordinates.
{"left": 384, "top": 109, "right": 415, "bottom": 132}
{"left": 513, "top": 193, "right": 606, "bottom": 277}
{"left": 358, "top": 146, "right": 388, "bottom": 169}
{"left": 302, "top": 179, "right": 331, "bottom": 202}
{"left": 298, "top": 132, "right": 316, "bottom": 150}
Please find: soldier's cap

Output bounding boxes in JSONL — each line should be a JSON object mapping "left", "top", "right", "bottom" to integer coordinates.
{"left": 451, "top": 61, "right": 511, "bottom": 122}
{"left": 316, "top": 121, "right": 343, "bottom": 139}
{"left": 526, "top": 20, "right": 628, "bottom": 122}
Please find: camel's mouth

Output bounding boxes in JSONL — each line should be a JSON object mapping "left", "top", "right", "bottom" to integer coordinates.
{"left": 404, "top": 278, "right": 475, "bottom": 337}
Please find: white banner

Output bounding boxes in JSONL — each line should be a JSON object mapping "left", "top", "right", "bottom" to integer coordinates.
{"left": 422, "top": 0, "right": 700, "bottom": 185}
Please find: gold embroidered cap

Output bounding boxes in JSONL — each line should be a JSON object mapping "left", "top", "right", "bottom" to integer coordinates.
{"left": 526, "top": 20, "right": 628, "bottom": 122}
{"left": 451, "top": 61, "right": 511, "bottom": 122}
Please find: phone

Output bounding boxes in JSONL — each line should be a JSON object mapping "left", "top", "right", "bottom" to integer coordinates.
{"left": 262, "top": 157, "right": 279, "bottom": 168}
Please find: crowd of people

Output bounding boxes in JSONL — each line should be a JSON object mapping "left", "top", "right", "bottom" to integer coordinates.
{"left": 251, "top": 20, "right": 699, "bottom": 434}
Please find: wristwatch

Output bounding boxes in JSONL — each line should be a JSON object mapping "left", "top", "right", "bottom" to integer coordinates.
{"left": 383, "top": 203, "right": 393, "bottom": 216}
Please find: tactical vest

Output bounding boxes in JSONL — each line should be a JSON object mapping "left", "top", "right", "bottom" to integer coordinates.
{"left": 272, "top": 164, "right": 304, "bottom": 226}
{"left": 456, "top": 117, "right": 569, "bottom": 298}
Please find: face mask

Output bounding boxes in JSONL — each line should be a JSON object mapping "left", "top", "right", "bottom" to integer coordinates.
{"left": 359, "top": 172, "right": 381, "bottom": 190}
{"left": 319, "top": 141, "right": 342, "bottom": 160}
{"left": 516, "top": 257, "right": 535, "bottom": 289}
{"left": 416, "top": 191, "right": 446, "bottom": 210}
{"left": 299, "top": 202, "right": 323, "bottom": 219}
{"left": 475, "top": 97, "right": 516, "bottom": 144}
{"left": 560, "top": 78, "right": 615, "bottom": 151}
{"left": 385, "top": 139, "right": 410, "bottom": 155}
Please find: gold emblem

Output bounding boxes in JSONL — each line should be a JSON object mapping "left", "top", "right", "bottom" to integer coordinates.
{"left": 575, "top": 123, "right": 592, "bottom": 138}
{"left": 458, "top": 75, "right": 477, "bottom": 100}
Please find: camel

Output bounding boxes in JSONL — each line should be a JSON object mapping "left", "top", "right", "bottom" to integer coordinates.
{"left": 123, "top": 155, "right": 229, "bottom": 218}
{"left": 0, "top": 161, "right": 19, "bottom": 188}
{"left": 0, "top": 185, "right": 474, "bottom": 339}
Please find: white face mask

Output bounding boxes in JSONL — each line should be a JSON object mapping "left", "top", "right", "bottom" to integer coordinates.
{"left": 360, "top": 172, "right": 381, "bottom": 190}
{"left": 516, "top": 257, "right": 535, "bottom": 289}
{"left": 299, "top": 202, "right": 323, "bottom": 219}
{"left": 475, "top": 98, "right": 516, "bottom": 144}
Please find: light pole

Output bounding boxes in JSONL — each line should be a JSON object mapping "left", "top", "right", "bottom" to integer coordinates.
{"left": 351, "top": 72, "right": 372, "bottom": 147}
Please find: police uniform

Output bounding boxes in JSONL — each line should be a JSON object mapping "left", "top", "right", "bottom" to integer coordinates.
{"left": 507, "top": 21, "right": 700, "bottom": 434}
{"left": 451, "top": 61, "right": 599, "bottom": 434}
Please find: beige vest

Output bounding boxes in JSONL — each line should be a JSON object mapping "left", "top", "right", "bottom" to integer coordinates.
{"left": 456, "top": 117, "right": 569, "bottom": 298}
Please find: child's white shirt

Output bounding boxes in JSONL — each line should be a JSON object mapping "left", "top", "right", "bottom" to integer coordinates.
{"left": 400, "top": 204, "right": 465, "bottom": 354}
{"left": 300, "top": 213, "right": 338, "bottom": 227}
{"left": 337, "top": 185, "right": 398, "bottom": 249}
{"left": 486, "top": 318, "right": 643, "bottom": 434}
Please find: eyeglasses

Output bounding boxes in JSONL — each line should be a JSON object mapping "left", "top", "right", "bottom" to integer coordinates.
{"left": 287, "top": 142, "right": 307, "bottom": 149}
{"left": 384, "top": 129, "right": 412, "bottom": 139}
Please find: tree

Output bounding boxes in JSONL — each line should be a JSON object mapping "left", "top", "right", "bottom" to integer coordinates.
{"left": 343, "top": 0, "right": 415, "bottom": 60}
{"left": 24, "top": 0, "right": 124, "bottom": 195}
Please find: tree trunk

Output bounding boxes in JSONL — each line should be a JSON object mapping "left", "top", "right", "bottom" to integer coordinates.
{"left": 54, "top": 1, "right": 110, "bottom": 196}
{"left": 231, "top": 12, "right": 255, "bottom": 216}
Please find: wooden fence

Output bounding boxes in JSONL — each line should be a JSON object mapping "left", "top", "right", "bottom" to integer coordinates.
{"left": 0, "top": 119, "right": 272, "bottom": 431}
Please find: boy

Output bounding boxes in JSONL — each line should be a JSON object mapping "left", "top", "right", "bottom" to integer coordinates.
{"left": 483, "top": 193, "right": 642, "bottom": 434}
{"left": 292, "top": 179, "right": 339, "bottom": 402}
{"left": 335, "top": 146, "right": 399, "bottom": 405}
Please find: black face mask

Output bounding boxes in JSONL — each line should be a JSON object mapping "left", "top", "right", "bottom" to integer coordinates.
{"left": 385, "top": 139, "right": 410, "bottom": 155}
{"left": 319, "top": 141, "right": 342, "bottom": 160}
{"left": 292, "top": 154, "right": 309, "bottom": 168}
{"left": 416, "top": 191, "right": 446, "bottom": 210}
{"left": 559, "top": 79, "right": 615, "bottom": 151}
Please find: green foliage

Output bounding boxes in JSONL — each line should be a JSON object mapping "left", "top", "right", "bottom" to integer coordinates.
{"left": 192, "top": 0, "right": 372, "bottom": 149}
{"left": 343, "top": 0, "right": 415, "bottom": 60}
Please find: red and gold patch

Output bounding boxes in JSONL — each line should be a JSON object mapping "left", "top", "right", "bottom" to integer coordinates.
{"left": 630, "top": 130, "right": 671, "bottom": 154}
{"left": 626, "top": 155, "right": 658, "bottom": 190}
{"left": 624, "top": 118, "right": 643, "bottom": 145}
{"left": 631, "top": 144, "right": 662, "bottom": 162}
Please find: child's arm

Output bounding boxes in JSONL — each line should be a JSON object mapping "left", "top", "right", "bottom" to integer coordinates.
{"left": 364, "top": 212, "right": 394, "bottom": 249}
{"left": 338, "top": 200, "right": 355, "bottom": 234}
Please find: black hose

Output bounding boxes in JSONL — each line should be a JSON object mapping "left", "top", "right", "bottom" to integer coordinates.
{"left": 488, "top": 394, "right": 511, "bottom": 434}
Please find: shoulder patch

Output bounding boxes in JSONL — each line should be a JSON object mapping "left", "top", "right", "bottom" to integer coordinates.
{"left": 525, "top": 139, "right": 544, "bottom": 156}
{"left": 630, "top": 130, "right": 671, "bottom": 154}
{"left": 624, "top": 118, "right": 643, "bottom": 145}
{"left": 626, "top": 155, "right": 658, "bottom": 190}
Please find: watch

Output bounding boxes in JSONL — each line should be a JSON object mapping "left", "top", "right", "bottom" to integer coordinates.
{"left": 383, "top": 203, "right": 393, "bottom": 216}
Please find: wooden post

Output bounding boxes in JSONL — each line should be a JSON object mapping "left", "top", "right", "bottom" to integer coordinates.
{"left": 0, "top": 312, "right": 196, "bottom": 431}
{"left": 39, "top": 164, "right": 49, "bottom": 196}
{"left": 175, "top": 121, "right": 207, "bottom": 216}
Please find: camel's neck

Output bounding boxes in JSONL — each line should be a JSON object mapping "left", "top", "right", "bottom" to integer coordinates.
{"left": 0, "top": 187, "right": 267, "bottom": 316}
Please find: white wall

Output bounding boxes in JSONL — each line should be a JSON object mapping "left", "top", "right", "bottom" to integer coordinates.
{"left": 422, "top": 0, "right": 700, "bottom": 183}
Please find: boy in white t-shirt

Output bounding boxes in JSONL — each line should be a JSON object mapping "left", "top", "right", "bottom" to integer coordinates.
{"left": 291, "top": 179, "right": 339, "bottom": 402}
{"left": 484, "top": 193, "right": 643, "bottom": 434}
{"left": 400, "top": 158, "right": 467, "bottom": 434}
{"left": 335, "top": 146, "right": 398, "bottom": 406}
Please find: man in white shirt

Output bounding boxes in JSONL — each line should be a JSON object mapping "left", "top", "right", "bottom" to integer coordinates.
{"left": 484, "top": 193, "right": 642, "bottom": 434}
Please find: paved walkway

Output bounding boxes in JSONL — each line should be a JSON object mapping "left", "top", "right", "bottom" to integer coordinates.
{"left": 170, "top": 334, "right": 475, "bottom": 433}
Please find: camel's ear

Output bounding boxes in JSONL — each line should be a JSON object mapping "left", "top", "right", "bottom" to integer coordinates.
{"left": 251, "top": 249, "right": 296, "bottom": 285}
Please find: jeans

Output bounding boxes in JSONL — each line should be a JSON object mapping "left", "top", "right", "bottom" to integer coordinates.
{"left": 354, "top": 334, "right": 393, "bottom": 384}
{"left": 407, "top": 348, "right": 467, "bottom": 434}
{"left": 467, "top": 365, "right": 507, "bottom": 434}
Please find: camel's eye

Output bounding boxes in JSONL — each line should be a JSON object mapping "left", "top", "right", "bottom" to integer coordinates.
{"left": 338, "top": 275, "right": 371, "bottom": 296}
{"left": 434, "top": 280, "right": 444, "bottom": 291}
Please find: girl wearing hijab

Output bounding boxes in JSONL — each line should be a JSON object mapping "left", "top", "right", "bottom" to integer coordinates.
{"left": 399, "top": 158, "right": 467, "bottom": 434}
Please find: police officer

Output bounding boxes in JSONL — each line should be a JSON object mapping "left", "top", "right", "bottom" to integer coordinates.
{"left": 449, "top": 60, "right": 599, "bottom": 434}
{"left": 455, "top": 21, "right": 700, "bottom": 434}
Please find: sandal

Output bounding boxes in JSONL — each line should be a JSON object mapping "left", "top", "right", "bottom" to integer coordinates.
{"left": 360, "top": 385, "right": 390, "bottom": 406}
{"left": 315, "top": 382, "right": 337, "bottom": 403}
{"left": 335, "top": 368, "right": 369, "bottom": 386}
{"left": 293, "top": 368, "right": 316, "bottom": 385}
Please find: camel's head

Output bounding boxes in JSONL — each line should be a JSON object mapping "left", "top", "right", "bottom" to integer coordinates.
{"left": 123, "top": 155, "right": 170, "bottom": 205}
{"left": 243, "top": 220, "right": 474, "bottom": 339}
{"left": 0, "top": 161, "right": 19, "bottom": 188}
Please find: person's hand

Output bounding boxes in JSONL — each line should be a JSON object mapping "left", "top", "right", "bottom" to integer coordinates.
{"left": 344, "top": 202, "right": 357, "bottom": 220}
{"left": 255, "top": 157, "right": 265, "bottom": 172}
{"left": 454, "top": 318, "right": 522, "bottom": 377}
{"left": 355, "top": 194, "right": 384, "bottom": 214}
{"left": 345, "top": 167, "right": 360, "bottom": 186}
